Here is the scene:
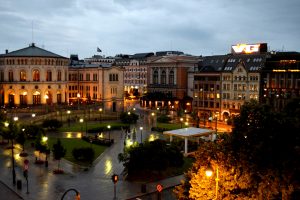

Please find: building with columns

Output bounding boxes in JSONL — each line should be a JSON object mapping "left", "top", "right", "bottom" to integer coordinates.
{"left": 142, "top": 53, "right": 199, "bottom": 111}
{"left": 0, "top": 43, "right": 69, "bottom": 107}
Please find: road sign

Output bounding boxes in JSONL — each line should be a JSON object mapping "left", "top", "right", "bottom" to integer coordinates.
{"left": 156, "top": 184, "right": 163, "bottom": 193}
{"left": 24, "top": 159, "right": 29, "bottom": 170}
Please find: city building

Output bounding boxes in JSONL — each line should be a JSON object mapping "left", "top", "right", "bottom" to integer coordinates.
{"left": 192, "top": 55, "right": 228, "bottom": 123}
{"left": 261, "top": 51, "right": 300, "bottom": 110}
{"left": 0, "top": 43, "right": 69, "bottom": 107}
{"left": 115, "top": 53, "right": 153, "bottom": 99}
{"left": 69, "top": 56, "right": 124, "bottom": 112}
{"left": 142, "top": 53, "right": 199, "bottom": 112}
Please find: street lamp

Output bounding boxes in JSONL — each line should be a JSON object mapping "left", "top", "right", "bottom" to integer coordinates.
{"left": 6, "top": 122, "right": 16, "bottom": 185}
{"left": 42, "top": 136, "right": 48, "bottom": 167}
{"left": 67, "top": 110, "right": 71, "bottom": 127}
{"left": 99, "top": 108, "right": 102, "bottom": 122}
{"left": 180, "top": 118, "right": 183, "bottom": 128}
{"left": 215, "top": 113, "right": 218, "bottom": 133}
{"left": 44, "top": 94, "right": 49, "bottom": 113}
{"left": 206, "top": 164, "right": 219, "bottom": 200}
{"left": 185, "top": 122, "right": 188, "bottom": 127}
{"left": 107, "top": 125, "right": 111, "bottom": 141}
{"left": 77, "top": 93, "right": 80, "bottom": 110}
{"left": 79, "top": 118, "right": 84, "bottom": 134}
{"left": 139, "top": 126, "right": 143, "bottom": 143}
{"left": 151, "top": 112, "right": 155, "bottom": 128}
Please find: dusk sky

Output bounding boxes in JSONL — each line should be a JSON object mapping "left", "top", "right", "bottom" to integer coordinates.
{"left": 1, "top": 0, "right": 299, "bottom": 58}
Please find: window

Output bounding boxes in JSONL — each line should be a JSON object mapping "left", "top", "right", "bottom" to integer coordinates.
{"left": 9, "top": 71, "right": 14, "bottom": 82}
{"left": 169, "top": 70, "right": 174, "bottom": 85}
{"left": 46, "top": 70, "right": 52, "bottom": 81}
{"left": 20, "top": 70, "right": 26, "bottom": 81}
{"left": 86, "top": 74, "right": 90, "bottom": 81}
{"left": 161, "top": 70, "right": 166, "bottom": 84}
{"left": 57, "top": 70, "right": 62, "bottom": 81}
{"left": 33, "top": 70, "right": 40, "bottom": 81}
{"left": 93, "top": 74, "right": 97, "bottom": 81}
{"left": 153, "top": 70, "right": 158, "bottom": 84}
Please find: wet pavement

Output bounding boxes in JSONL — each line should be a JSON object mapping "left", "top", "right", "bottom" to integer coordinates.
{"left": 0, "top": 106, "right": 182, "bottom": 200}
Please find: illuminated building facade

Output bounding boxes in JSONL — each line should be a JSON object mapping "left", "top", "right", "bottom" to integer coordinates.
{"left": 0, "top": 43, "right": 69, "bottom": 107}
{"left": 261, "top": 52, "right": 300, "bottom": 110}
{"left": 142, "top": 53, "right": 199, "bottom": 111}
{"left": 69, "top": 60, "right": 124, "bottom": 112}
{"left": 192, "top": 55, "right": 227, "bottom": 123}
{"left": 115, "top": 53, "right": 153, "bottom": 99}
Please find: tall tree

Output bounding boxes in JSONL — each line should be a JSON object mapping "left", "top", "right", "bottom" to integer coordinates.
{"left": 52, "top": 139, "right": 66, "bottom": 172}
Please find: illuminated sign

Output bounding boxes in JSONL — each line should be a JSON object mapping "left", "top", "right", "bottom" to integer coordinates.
{"left": 231, "top": 43, "right": 267, "bottom": 54}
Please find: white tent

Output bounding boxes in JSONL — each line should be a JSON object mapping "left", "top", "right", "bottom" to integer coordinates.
{"left": 163, "top": 127, "right": 215, "bottom": 155}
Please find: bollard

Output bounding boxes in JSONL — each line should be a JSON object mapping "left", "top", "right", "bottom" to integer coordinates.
{"left": 17, "top": 180, "right": 22, "bottom": 190}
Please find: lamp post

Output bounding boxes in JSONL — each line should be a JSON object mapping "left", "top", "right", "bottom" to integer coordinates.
{"left": 206, "top": 164, "right": 219, "bottom": 200}
{"left": 215, "top": 113, "right": 218, "bottom": 133}
{"left": 107, "top": 125, "right": 111, "bottom": 141}
{"left": 180, "top": 118, "right": 183, "bottom": 128}
{"left": 85, "top": 116, "right": 88, "bottom": 136}
{"left": 98, "top": 108, "right": 102, "bottom": 122}
{"left": 7, "top": 122, "right": 16, "bottom": 185}
{"left": 42, "top": 136, "right": 48, "bottom": 167}
{"left": 67, "top": 110, "right": 71, "bottom": 127}
{"left": 79, "top": 118, "right": 84, "bottom": 134}
{"left": 151, "top": 112, "right": 155, "bottom": 128}
{"left": 77, "top": 93, "right": 80, "bottom": 110}
{"left": 139, "top": 126, "right": 143, "bottom": 143}
{"left": 31, "top": 113, "right": 36, "bottom": 124}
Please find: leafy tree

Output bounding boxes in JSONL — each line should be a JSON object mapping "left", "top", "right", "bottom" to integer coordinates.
{"left": 175, "top": 99, "right": 300, "bottom": 199}
{"left": 157, "top": 114, "right": 171, "bottom": 123}
{"left": 15, "top": 129, "right": 26, "bottom": 152}
{"left": 52, "top": 139, "right": 66, "bottom": 171}
{"left": 119, "top": 112, "right": 139, "bottom": 124}
{"left": 35, "top": 133, "right": 48, "bottom": 162}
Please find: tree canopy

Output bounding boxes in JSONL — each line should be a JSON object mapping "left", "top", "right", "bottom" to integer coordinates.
{"left": 175, "top": 99, "right": 300, "bottom": 199}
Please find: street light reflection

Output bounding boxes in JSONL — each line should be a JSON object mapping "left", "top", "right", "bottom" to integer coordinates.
{"left": 76, "top": 133, "right": 82, "bottom": 138}
{"left": 148, "top": 134, "right": 159, "bottom": 142}
{"left": 67, "top": 133, "right": 72, "bottom": 138}
{"left": 105, "top": 159, "right": 112, "bottom": 175}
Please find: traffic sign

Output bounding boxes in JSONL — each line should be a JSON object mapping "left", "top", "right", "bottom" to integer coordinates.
{"left": 156, "top": 184, "right": 163, "bottom": 193}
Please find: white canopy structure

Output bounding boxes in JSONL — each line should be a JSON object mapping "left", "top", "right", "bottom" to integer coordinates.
{"left": 163, "top": 127, "right": 215, "bottom": 155}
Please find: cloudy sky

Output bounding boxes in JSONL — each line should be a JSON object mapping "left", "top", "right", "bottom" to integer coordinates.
{"left": 0, "top": 0, "right": 299, "bottom": 58}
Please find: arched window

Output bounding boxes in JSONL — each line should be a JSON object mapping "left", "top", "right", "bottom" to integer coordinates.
{"left": 57, "top": 70, "right": 62, "bottom": 81}
{"left": 153, "top": 70, "right": 158, "bottom": 84}
{"left": 161, "top": 70, "right": 166, "bottom": 84}
{"left": 20, "top": 70, "right": 26, "bottom": 81}
{"left": 46, "top": 70, "right": 52, "bottom": 81}
{"left": 33, "top": 70, "right": 40, "bottom": 81}
{"left": 169, "top": 70, "right": 174, "bottom": 85}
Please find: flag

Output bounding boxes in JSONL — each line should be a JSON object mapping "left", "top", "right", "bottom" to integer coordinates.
{"left": 97, "top": 47, "right": 102, "bottom": 52}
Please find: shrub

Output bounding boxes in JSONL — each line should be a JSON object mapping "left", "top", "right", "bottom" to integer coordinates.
{"left": 157, "top": 115, "right": 171, "bottom": 123}
{"left": 42, "top": 119, "right": 62, "bottom": 130}
{"left": 72, "top": 147, "right": 95, "bottom": 163}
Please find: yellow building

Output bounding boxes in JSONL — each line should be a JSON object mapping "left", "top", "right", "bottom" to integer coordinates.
{"left": 0, "top": 43, "right": 69, "bottom": 107}
{"left": 68, "top": 61, "right": 124, "bottom": 112}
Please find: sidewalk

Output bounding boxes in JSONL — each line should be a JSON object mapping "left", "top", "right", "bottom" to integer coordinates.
{"left": 0, "top": 180, "right": 24, "bottom": 200}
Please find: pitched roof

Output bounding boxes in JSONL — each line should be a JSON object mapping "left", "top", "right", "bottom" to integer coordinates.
{"left": 1, "top": 43, "right": 66, "bottom": 58}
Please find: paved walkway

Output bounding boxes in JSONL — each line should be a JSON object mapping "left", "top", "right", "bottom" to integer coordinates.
{"left": 0, "top": 107, "right": 183, "bottom": 199}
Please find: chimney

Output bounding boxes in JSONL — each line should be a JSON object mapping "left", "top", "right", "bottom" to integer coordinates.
{"left": 5, "top": 49, "right": 8, "bottom": 54}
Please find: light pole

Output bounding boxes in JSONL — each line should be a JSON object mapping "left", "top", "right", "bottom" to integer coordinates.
{"left": 77, "top": 93, "right": 80, "bottom": 110}
{"left": 98, "top": 108, "right": 102, "bottom": 122}
{"left": 139, "top": 126, "right": 143, "bottom": 143}
{"left": 206, "top": 164, "right": 219, "bottom": 200}
{"left": 151, "top": 112, "right": 155, "bottom": 128}
{"left": 215, "top": 113, "right": 218, "bottom": 133}
{"left": 79, "top": 118, "right": 84, "bottom": 134}
{"left": 42, "top": 136, "right": 48, "bottom": 167}
{"left": 107, "top": 125, "right": 111, "bottom": 141}
{"left": 6, "top": 122, "right": 16, "bottom": 185}
{"left": 67, "top": 110, "right": 71, "bottom": 127}
{"left": 31, "top": 113, "right": 36, "bottom": 124}
{"left": 180, "top": 118, "right": 183, "bottom": 128}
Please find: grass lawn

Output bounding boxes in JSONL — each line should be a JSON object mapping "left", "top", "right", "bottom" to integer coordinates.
{"left": 157, "top": 122, "right": 188, "bottom": 130}
{"left": 48, "top": 137, "right": 107, "bottom": 166}
{"left": 58, "top": 121, "right": 127, "bottom": 132}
